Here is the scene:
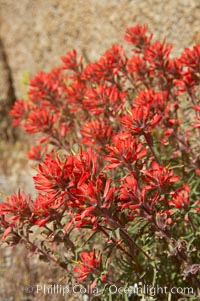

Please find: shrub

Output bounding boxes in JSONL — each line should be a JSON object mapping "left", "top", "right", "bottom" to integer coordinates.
{"left": 0, "top": 24, "right": 200, "bottom": 300}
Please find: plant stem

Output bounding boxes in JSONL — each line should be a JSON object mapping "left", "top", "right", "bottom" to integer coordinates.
{"left": 98, "top": 207, "right": 152, "bottom": 261}
{"left": 143, "top": 131, "right": 161, "bottom": 165}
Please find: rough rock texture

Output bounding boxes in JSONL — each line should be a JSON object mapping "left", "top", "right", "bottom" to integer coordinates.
{"left": 0, "top": 38, "right": 16, "bottom": 140}
{"left": 0, "top": 0, "right": 200, "bottom": 100}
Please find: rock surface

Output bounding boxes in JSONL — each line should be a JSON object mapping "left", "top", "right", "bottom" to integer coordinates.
{"left": 0, "top": 0, "right": 200, "bottom": 100}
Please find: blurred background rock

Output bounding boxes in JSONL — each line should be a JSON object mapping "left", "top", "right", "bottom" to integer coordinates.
{"left": 0, "top": 0, "right": 200, "bottom": 299}
{"left": 1, "top": 0, "right": 200, "bottom": 101}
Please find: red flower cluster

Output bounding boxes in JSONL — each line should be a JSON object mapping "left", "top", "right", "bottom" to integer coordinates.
{"left": 81, "top": 119, "right": 113, "bottom": 148}
{"left": 121, "top": 105, "right": 162, "bottom": 134}
{"left": 0, "top": 191, "right": 32, "bottom": 224}
{"left": 175, "top": 45, "right": 200, "bottom": 93}
{"left": 105, "top": 132, "right": 147, "bottom": 169}
{"left": 74, "top": 251, "right": 102, "bottom": 281}
{"left": 83, "top": 45, "right": 126, "bottom": 82}
{"left": 124, "top": 24, "right": 152, "bottom": 51}
{"left": 83, "top": 84, "right": 126, "bottom": 117}
{"left": 141, "top": 161, "right": 179, "bottom": 191}
{"left": 169, "top": 184, "right": 190, "bottom": 209}
{"left": 1, "top": 24, "right": 200, "bottom": 293}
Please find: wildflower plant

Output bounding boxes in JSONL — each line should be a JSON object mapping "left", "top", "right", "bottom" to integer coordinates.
{"left": 0, "top": 24, "right": 200, "bottom": 300}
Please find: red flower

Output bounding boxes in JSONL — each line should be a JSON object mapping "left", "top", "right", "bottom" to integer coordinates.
{"left": 33, "top": 154, "right": 74, "bottom": 198}
{"left": 134, "top": 89, "right": 167, "bottom": 112}
{"left": 28, "top": 68, "right": 66, "bottom": 105}
{"left": 27, "top": 145, "right": 46, "bottom": 161}
{"left": 119, "top": 176, "right": 142, "bottom": 210}
{"left": 0, "top": 191, "right": 32, "bottom": 226}
{"left": 175, "top": 72, "right": 198, "bottom": 93}
{"left": 66, "top": 80, "right": 86, "bottom": 112}
{"left": 193, "top": 105, "right": 200, "bottom": 112}
{"left": 74, "top": 250, "right": 102, "bottom": 281}
{"left": 121, "top": 105, "right": 162, "bottom": 134}
{"left": 23, "top": 107, "right": 59, "bottom": 134}
{"left": 124, "top": 24, "right": 152, "bottom": 51}
{"left": 179, "top": 45, "right": 200, "bottom": 73}
{"left": 10, "top": 99, "right": 30, "bottom": 126}
{"left": 66, "top": 172, "right": 115, "bottom": 210}
{"left": 81, "top": 119, "right": 113, "bottom": 148}
{"left": 82, "top": 45, "right": 126, "bottom": 82}
{"left": 83, "top": 84, "right": 126, "bottom": 116}
{"left": 32, "top": 193, "right": 64, "bottom": 226}
{"left": 175, "top": 45, "right": 200, "bottom": 92}
{"left": 169, "top": 184, "right": 190, "bottom": 209}
{"left": 144, "top": 40, "right": 172, "bottom": 68}
{"left": 161, "top": 128, "right": 174, "bottom": 145}
{"left": 105, "top": 132, "right": 147, "bottom": 169}
{"left": 33, "top": 149, "right": 98, "bottom": 201}
{"left": 141, "top": 161, "right": 179, "bottom": 191}
{"left": 61, "top": 49, "right": 83, "bottom": 72}
{"left": 127, "top": 55, "right": 149, "bottom": 82}
{"left": 167, "top": 58, "right": 182, "bottom": 81}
